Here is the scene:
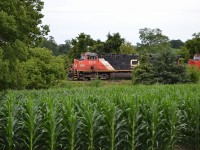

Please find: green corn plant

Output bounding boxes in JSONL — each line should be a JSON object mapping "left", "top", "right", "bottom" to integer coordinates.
{"left": 182, "top": 92, "right": 200, "bottom": 150}
{"left": 149, "top": 100, "right": 159, "bottom": 150}
{"left": 191, "top": 97, "right": 200, "bottom": 150}
{"left": 0, "top": 91, "right": 7, "bottom": 149}
{"left": 0, "top": 83, "right": 200, "bottom": 149}
{"left": 163, "top": 99, "right": 181, "bottom": 150}
{"left": 42, "top": 96, "right": 62, "bottom": 150}
{"left": 134, "top": 94, "right": 152, "bottom": 150}
{"left": 183, "top": 91, "right": 200, "bottom": 150}
{"left": 101, "top": 100, "right": 126, "bottom": 150}
{"left": 5, "top": 96, "right": 15, "bottom": 150}
{"left": 20, "top": 96, "right": 44, "bottom": 150}
{"left": 124, "top": 96, "right": 139, "bottom": 150}
{"left": 60, "top": 97, "right": 81, "bottom": 150}
{"left": 0, "top": 93, "right": 19, "bottom": 150}
{"left": 77, "top": 99, "right": 103, "bottom": 150}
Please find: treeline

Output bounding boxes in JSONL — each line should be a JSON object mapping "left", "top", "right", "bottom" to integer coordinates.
{"left": 39, "top": 31, "right": 185, "bottom": 61}
{"left": 0, "top": 0, "right": 200, "bottom": 90}
{"left": 41, "top": 29, "right": 199, "bottom": 64}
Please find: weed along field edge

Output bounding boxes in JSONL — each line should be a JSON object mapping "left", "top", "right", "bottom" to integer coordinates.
{"left": 0, "top": 84, "right": 199, "bottom": 150}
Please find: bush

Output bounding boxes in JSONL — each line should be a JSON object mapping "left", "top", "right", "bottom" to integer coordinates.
{"left": 23, "top": 48, "right": 66, "bottom": 89}
{"left": 185, "top": 65, "right": 200, "bottom": 83}
{"left": 132, "top": 51, "right": 187, "bottom": 84}
{"left": 0, "top": 46, "right": 66, "bottom": 90}
{"left": 132, "top": 64, "right": 156, "bottom": 85}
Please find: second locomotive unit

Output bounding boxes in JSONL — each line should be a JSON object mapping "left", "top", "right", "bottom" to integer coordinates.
{"left": 68, "top": 52, "right": 139, "bottom": 80}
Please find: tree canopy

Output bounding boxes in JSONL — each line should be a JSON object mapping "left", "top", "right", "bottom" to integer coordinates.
{"left": 183, "top": 33, "right": 200, "bottom": 59}
{"left": 0, "top": 0, "right": 66, "bottom": 90}
{"left": 0, "top": 0, "right": 49, "bottom": 46}
{"left": 70, "top": 33, "right": 95, "bottom": 59}
{"left": 120, "top": 42, "right": 135, "bottom": 54}
{"left": 104, "top": 33, "right": 125, "bottom": 54}
{"left": 66, "top": 32, "right": 125, "bottom": 59}
{"left": 133, "top": 51, "right": 187, "bottom": 84}
{"left": 136, "top": 28, "right": 171, "bottom": 54}
{"left": 170, "top": 39, "right": 184, "bottom": 49}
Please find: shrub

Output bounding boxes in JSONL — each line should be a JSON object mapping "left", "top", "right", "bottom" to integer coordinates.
{"left": 23, "top": 48, "right": 66, "bottom": 89}
{"left": 133, "top": 51, "right": 187, "bottom": 84}
{"left": 185, "top": 65, "right": 200, "bottom": 83}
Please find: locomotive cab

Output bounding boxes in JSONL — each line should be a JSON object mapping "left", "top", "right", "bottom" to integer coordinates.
{"left": 80, "top": 52, "right": 98, "bottom": 60}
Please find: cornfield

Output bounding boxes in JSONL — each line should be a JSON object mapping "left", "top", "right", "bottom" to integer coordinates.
{"left": 0, "top": 84, "right": 199, "bottom": 150}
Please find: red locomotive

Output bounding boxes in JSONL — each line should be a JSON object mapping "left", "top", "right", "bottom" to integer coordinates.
{"left": 68, "top": 52, "right": 139, "bottom": 80}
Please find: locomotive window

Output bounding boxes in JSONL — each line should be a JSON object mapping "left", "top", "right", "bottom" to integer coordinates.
{"left": 89, "top": 56, "right": 96, "bottom": 60}
{"left": 130, "top": 59, "right": 138, "bottom": 66}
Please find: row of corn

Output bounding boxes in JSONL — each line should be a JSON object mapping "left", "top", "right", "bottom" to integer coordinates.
{"left": 0, "top": 84, "right": 199, "bottom": 150}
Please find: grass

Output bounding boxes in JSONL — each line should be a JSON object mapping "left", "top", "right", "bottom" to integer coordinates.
{"left": 55, "top": 79, "right": 132, "bottom": 88}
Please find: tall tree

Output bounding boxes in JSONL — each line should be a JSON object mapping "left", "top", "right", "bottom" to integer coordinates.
{"left": 39, "top": 36, "right": 59, "bottom": 55}
{"left": 0, "top": 0, "right": 54, "bottom": 90}
{"left": 0, "top": 11, "right": 17, "bottom": 45}
{"left": 183, "top": 33, "right": 200, "bottom": 60}
{"left": 39, "top": 37, "right": 72, "bottom": 56}
{"left": 136, "top": 28, "right": 170, "bottom": 54}
{"left": 104, "top": 33, "right": 125, "bottom": 54}
{"left": 170, "top": 39, "right": 184, "bottom": 49}
{"left": 92, "top": 39, "right": 105, "bottom": 53}
{"left": 58, "top": 40, "right": 71, "bottom": 55}
{"left": 120, "top": 41, "right": 135, "bottom": 54}
{"left": 70, "top": 33, "right": 95, "bottom": 58}
{"left": 0, "top": 0, "right": 49, "bottom": 46}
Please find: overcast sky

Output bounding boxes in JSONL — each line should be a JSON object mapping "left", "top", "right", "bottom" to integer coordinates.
{"left": 42, "top": 0, "right": 200, "bottom": 45}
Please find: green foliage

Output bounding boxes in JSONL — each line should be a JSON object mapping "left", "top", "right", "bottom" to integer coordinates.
{"left": 69, "top": 33, "right": 95, "bottom": 59}
{"left": 89, "top": 78, "right": 102, "bottom": 87}
{"left": 39, "top": 36, "right": 71, "bottom": 56}
{"left": 0, "top": 0, "right": 66, "bottom": 91}
{"left": 182, "top": 33, "right": 200, "bottom": 60}
{"left": 68, "top": 32, "right": 125, "bottom": 59}
{"left": 0, "top": 11, "right": 17, "bottom": 44}
{"left": 185, "top": 65, "right": 200, "bottom": 83}
{"left": 0, "top": 41, "right": 29, "bottom": 90}
{"left": 39, "top": 36, "right": 58, "bottom": 54}
{"left": 133, "top": 51, "right": 187, "bottom": 84}
{"left": 0, "top": 46, "right": 65, "bottom": 90}
{"left": 23, "top": 48, "right": 65, "bottom": 89}
{"left": 120, "top": 42, "right": 135, "bottom": 54}
{"left": 170, "top": 39, "right": 184, "bottom": 49}
{"left": 104, "top": 32, "right": 125, "bottom": 54}
{"left": 136, "top": 28, "right": 171, "bottom": 54}
{"left": 92, "top": 39, "right": 105, "bottom": 53}
{"left": 58, "top": 40, "right": 72, "bottom": 55}
{"left": 133, "top": 64, "right": 156, "bottom": 84}
{"left": 0, "top": 0, "right": 49, "bottom": 45}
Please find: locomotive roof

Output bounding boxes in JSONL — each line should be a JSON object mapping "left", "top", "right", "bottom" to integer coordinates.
{"left": 84, "top": 52, "right": 97, "bottom": 57}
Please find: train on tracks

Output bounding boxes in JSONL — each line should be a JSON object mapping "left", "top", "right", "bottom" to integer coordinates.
{"left": 67, "top": 52, "right": 200, "bottom": 80}
{"left": 68, "top": 52, "right": 139, "bottom": 80}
